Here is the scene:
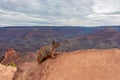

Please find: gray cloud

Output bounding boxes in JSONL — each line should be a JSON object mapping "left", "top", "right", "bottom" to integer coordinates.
{"left": 0, "top": 0, "right": 119, "bottom": 26}
{"left": 87, "top": 0, "right": 120, "bottom": 26}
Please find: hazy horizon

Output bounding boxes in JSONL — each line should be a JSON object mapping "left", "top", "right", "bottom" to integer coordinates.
{"left": 0, "top": 0, "right": 120, "bottom": 26}
{"left": 0, "top": 25, "right": 120, "bottom": 28}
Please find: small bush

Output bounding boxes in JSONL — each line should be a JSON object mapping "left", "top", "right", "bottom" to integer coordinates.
{"left": 7, "top": 61, "right": 17, "bottom": 67}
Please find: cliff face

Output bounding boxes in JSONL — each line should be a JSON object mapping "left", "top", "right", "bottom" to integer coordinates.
{"left": 13, "top": 49, "right": 120, "bottom": 80}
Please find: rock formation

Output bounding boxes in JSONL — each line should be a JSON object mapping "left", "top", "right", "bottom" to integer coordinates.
{"left": 1, "top": 48, "right": 17, "bottom": 65}
{"left": 13, "top": 49, "right": 120, "bottom": 80}
{"left": 0, "top": 64, "right": 16, "bottom": 80}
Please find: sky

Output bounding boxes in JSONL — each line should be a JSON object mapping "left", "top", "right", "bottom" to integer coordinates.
{"left": 0, "top": 0, "right": 120, "bottom": 27}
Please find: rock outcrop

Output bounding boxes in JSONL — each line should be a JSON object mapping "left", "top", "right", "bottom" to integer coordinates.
{"left": 1, "top": 48, "right": 17, "bottom": 65}
{"left": 13, "top": 49, "right": 120, "bottom": 80}
{"left": 0, "top": 64, "right": 16, "bottom": 80}
{"left": 5, "top": 48, "right": 17, "bottom": 58}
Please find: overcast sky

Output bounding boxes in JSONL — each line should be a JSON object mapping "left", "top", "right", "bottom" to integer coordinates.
{"left": 0, "top": 0, "right": 120, "bottom": 26}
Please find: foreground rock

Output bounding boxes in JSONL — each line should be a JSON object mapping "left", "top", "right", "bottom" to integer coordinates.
{"left": 0, "top": 64, "right": 16, "bottom": 80}
{"left": 13, "top": 49, "right": 120, "bottom": 80}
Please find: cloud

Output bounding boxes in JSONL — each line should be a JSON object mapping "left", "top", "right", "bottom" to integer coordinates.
{"left": 0, "top": 0, "right": 119, "bottom": 26}
{"left": 86, "top": 0, "right": 120, "bottom": 26}
{"left": 92, "top": 0, "right": 120, "bottom": 14}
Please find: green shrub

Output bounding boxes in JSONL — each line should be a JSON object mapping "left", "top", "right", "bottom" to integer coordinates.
{"left": 7, "top": 61, "right": 17, "bottom": 67}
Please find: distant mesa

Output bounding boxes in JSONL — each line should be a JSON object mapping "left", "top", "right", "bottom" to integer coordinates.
{"left": 100, "top": 26, "right": 118, "bottom": 32}
{"left": 0, "top": 26, "right": 120, "bottom": 55}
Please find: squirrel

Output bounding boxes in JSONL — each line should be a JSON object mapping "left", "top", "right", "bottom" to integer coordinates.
{"left": 37, "top": 41, "right": 60, "bottom": 63}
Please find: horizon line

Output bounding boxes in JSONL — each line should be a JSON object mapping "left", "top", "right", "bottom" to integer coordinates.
{"left": 0, "top": 25, "right": 120, "bottom": 28}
